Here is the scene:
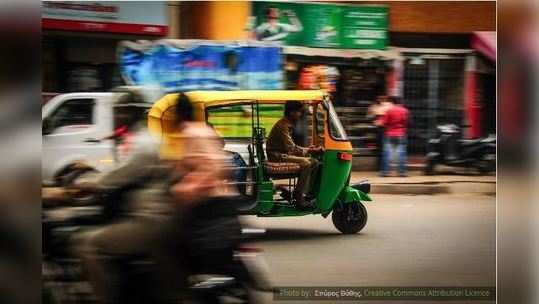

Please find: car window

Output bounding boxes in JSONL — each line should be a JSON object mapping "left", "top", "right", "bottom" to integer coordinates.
{"left": 48, "top": 98, "right": 95, "bottom": 132}
{"left": 113, "top": 105, "right": 149, "bottom": 129}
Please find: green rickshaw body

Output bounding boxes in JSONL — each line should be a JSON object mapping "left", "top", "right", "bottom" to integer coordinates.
{"left": 317, "top": 150, "right": 354, "bottom": 212}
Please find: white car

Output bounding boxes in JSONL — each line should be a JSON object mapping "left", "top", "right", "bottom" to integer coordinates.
{"left": 42, "top": 88, "right": 156, "bottom": 185}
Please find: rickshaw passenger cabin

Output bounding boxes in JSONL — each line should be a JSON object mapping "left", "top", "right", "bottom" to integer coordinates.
{"left": 148, "top": 90, "right": 372, "bottom": 234}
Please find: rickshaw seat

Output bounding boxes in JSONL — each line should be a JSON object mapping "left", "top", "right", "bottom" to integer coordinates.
{"left": 264, "top": 162, "right": 301, "bottom": 179}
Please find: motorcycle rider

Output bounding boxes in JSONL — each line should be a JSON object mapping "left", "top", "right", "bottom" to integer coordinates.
{"left": 71, "top": 92, "right": 236, "bottom": 303}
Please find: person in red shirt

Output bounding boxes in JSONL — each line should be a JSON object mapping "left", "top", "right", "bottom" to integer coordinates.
{"left": 380, "top": 96, "right": 410, "bottom": 177}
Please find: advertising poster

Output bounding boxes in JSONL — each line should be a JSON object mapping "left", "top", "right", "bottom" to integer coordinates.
{"left": 119, "top": 41, "right": 284, "bottom": 92}
{"left": 251, "top": 2, "right": 388, "bottom": 49}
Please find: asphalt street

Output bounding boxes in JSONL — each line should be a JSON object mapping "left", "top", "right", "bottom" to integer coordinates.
{"left": 242, "top": 193, "right": 496, "bottom": 303}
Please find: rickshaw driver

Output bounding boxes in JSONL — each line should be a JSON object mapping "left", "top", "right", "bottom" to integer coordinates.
{"left": 266, "top": 100, "right": 323, "bottom": 209}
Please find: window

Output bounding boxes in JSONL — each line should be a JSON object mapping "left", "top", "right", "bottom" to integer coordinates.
{"left": 307, "top": 104, "right": 326, "bottom": 146}
{"left": 48, "top": 99, "right": 95, "bottom": 131}
{"left": 207, "top": 103, "right": 284, "bottom": 138}
{"left": 113, "top": 105, "right": 149, "bottom": 129}
{"left": 325, "top": 100, "right": 348, "bottom": 140}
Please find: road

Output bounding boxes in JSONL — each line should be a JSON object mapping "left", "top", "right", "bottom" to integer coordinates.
{"left": 242, "top": 193, "right": 496, "bottom": 303}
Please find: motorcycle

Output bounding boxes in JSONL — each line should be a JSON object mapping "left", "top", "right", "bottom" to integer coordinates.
{"left": 42, "top": 184, "right": 270, "bottom": 304}
{"left": 425, "top": 124, "right": 496, "bottom": 175}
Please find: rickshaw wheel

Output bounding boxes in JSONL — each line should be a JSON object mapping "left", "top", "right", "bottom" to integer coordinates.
{"left": 332, "top": 202, "right": 368, "bottom": 234}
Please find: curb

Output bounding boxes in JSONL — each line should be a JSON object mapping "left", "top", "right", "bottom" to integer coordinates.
{"left": 371, "top": 182, "right": 496, "bottom": 195}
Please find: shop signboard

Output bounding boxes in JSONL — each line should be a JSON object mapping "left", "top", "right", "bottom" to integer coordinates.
{"left": 42, "top": 1, "right": 168, "bottom": 36}
{"left": 251, "top": 2, "right": 388, "bottom": 49}
{"left": 341, "top": 6, "right": 388, "bottom": 49}
{"left": 119, "top": 41, "right": 283, "bottom": 92}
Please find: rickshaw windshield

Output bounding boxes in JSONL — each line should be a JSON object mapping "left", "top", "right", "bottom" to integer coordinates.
{"left": 324, "top": 100, "right": 348, "bottom": 140}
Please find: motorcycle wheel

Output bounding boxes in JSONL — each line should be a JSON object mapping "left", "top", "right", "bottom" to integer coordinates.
{"left": 332, "top": 202, "right": 368, "bottom": 234}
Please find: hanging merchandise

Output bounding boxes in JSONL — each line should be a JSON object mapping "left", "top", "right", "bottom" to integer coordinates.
{"left": 297, "top": 65, "right": 340, "bottom": 92}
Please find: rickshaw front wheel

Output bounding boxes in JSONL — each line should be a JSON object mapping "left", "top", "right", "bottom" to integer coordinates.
{"left": 332, "top": 202, "right": 368, "bottom": 234}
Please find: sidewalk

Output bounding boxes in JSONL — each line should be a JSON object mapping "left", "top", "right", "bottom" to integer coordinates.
{"left": 350, "top": 171, "right": 496, "bottom": 195}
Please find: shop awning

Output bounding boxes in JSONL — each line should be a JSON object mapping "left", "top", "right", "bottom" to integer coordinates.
{"left": 282, "top": 46, "right": 403, "bottom": 61}
{"left": 472, "top": 31, "right": 496, "bottom": 61}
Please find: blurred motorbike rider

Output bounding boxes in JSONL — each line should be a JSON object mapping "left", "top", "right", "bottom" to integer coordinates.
{"left": 71, "top": 93, "right": 236, "bottom": 304}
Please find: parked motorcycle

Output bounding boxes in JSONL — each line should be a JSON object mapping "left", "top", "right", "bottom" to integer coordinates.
{"left": 425, "top": 124, "right": 496, "bottom": 175}
{"left": 43, "top": 184, "right": 270, "bottom": 304}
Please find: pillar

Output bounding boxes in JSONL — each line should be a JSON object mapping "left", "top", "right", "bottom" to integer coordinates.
{"left": 464, "top": 54, "right": 481, "bottom": 138}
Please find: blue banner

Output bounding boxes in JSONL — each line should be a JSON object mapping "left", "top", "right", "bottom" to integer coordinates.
{"left": 119, "top": 41, "right": 284, "bottom": 92}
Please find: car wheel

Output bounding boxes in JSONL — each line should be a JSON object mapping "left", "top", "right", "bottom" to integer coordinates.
{"left": 332, "top": 202, "right": 368, "bottom": 234}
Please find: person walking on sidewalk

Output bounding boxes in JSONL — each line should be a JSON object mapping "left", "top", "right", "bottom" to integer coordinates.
{"left": 380, "top": 96, "right": 410, "bottom": 177}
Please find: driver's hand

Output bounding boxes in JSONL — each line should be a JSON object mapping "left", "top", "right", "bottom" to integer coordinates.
{"left": 308, "top": 145, "right": 324, "bottom": 154}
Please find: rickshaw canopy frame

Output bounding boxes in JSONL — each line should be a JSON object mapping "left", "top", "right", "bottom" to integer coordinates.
{"left": 147, "top": 90, "right": 329, "bottom": 137}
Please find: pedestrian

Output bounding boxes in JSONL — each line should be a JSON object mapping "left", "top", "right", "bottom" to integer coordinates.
{"left": 367, "top": 95, "right": 392, "bottom": 171}
{"left": 380, "top": 96, "right": 409, "bottom": 177}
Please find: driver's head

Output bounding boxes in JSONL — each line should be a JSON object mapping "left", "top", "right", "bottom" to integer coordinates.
{"left": 284, "top": 100, "right": 305, "bottom": 124}
{"left": 160, "top": 93, "right": 194, "bottom": 161}
{"left": 175, "top": 93, "right": 194, "bottom": 126}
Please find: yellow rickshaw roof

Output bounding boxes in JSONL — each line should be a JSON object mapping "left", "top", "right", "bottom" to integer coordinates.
{"left": 168, "top": 90, "right": 326, "bottom": 103}
{"left": 147, "top": 90, "right": 327, "bottom": 138}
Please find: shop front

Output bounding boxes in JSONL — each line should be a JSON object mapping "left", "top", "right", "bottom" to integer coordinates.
{"left": 250, "top": 2, "right": 399, "bottom": 165}
{"left": 282, "top": 46, "right": 403, "bottom": 159}
{"left": 42, "top": 1, "right": 168, "bottom": 95}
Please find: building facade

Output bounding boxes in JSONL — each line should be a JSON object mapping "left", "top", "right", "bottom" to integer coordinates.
{"left": 42, "top": 1, "right": 179, "bottom": 94}
{"left": 41, "top": 1, "right": 495, "bottom": 163}
{"left": 177, "top": 1, "right": 495, "bottom": 160}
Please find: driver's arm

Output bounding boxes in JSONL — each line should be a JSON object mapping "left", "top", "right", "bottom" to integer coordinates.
{"left": 279, "top": 123, "right": 308, "bottom": 157}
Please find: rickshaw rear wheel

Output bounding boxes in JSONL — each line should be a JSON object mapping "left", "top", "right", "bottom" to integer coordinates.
{"left": 332, "top": 202, "right": 368, "bottom": 234}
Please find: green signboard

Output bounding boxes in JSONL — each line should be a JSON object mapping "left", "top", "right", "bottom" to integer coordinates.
{"left": 251, "top": 2, "right": 388, "bottom": 50}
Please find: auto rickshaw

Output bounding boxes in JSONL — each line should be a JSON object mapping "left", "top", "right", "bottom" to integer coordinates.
{"left": 148, "top": 90, "right": 373, "bottom": 234}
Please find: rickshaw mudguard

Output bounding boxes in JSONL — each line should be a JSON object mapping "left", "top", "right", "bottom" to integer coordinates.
{"left": 338, "top": 186, "right": 372, "bottom": 204}
{"left": 316, "top": 150, "right": 353, "bottom": 212}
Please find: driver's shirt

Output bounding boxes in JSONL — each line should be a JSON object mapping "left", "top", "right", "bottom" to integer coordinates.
{"left": 266, "top": 117, "right": 307, "bottom": 161}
